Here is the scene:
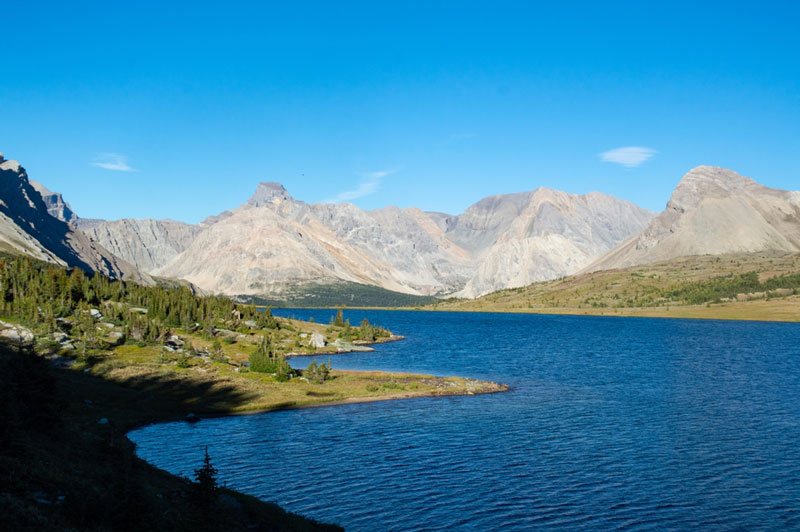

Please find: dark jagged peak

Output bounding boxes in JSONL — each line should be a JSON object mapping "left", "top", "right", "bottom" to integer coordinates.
{"left": 0, "top": 153, "right": 150, "bottom": 283}
{"left": 0, "top": 153, "right": 22, "bottom": 174}
{"left": 246, "top": 182, "right": 293, "bottom": 208}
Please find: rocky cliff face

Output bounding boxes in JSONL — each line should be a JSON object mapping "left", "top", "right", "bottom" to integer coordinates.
{"left": 0, "top": 153, "right": 150, "bottom": 283}
{"left": 585, "top": 166, "right": 800, "bottom": 272}
{"left": 75, "top": 218, "right": 202, "bottom": 274}
{"left": 29, "top": 180, "right": 77, "bottom": 223}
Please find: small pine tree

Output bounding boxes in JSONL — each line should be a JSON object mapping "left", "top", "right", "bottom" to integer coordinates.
{"left": 333, "top": 308, "right": 345, "bottom": 327}
{"left": 211, "top": 337, "right": 224, "bottom": 361}
{"left": 193, "top": 446, "right": 218, "bottom": 501}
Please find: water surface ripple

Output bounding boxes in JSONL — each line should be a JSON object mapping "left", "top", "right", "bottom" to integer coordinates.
{"left": 129, "top": 311, "right": 800, "bottom": 531}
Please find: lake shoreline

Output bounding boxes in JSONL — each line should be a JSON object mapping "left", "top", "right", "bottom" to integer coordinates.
{"left": 285, "top": 334, "right": 406, "bottom": 357}
{"left": 266, "top": 300, "right": 800, "bottom": 323}
{"left": 128, "top": 376, "right": 509, "bottom": 432}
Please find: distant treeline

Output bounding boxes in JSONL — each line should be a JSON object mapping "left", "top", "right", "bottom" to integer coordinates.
{"left": 666, "top": 271, "right": 800, "bottom": 305}
{"left": 239, "top": 281, "right": 437, "bottom": 308}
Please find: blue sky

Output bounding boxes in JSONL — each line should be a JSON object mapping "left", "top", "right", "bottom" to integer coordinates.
{"left": 2, "top": 1, "right": 798, "bottom": 223}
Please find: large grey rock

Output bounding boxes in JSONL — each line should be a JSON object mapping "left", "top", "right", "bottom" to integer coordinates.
{"left": 156, "top": 184, "right": 475, "bottom": 296}
{"left": 0, "top": 320, "right": 34, "bottom": 344}
{"left": 453, "top": 188, "right": 655, "bottom": 297}
{"left": 309, "top": 333, "right": 326, "bottom": 348}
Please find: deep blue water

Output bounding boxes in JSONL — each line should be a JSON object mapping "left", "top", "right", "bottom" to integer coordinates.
{"left": 129, "top": 310, "right": 800, "bottom": 531}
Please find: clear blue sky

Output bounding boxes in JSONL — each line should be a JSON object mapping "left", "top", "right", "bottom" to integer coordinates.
{"left": 2, "top": 1, "right": 798, "bottom": 223}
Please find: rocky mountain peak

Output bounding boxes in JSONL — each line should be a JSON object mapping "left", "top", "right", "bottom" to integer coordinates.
{"left": 669, "top": 166, "right": 755, "bottom": 212}
{"left": 246, "top": 182, "right": 292, "bottom": 208}
{"left": 0, "top": 155, "right": 22, "bottom": 174}
{"left": 584, "top": 165, "right": 800, "bottom": 273}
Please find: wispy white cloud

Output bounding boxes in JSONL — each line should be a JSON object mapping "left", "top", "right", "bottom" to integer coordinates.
{"left": 90, "top": 153, "right": 135, "bottom": 172}
{"left": 599, "top": 146, "right": 657, "bottom": 168}
{"left": 324, "top": 170, "right": 394, "bottom": 203}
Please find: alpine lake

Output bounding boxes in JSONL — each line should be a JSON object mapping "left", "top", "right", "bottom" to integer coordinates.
{"left": 129, "top": 310, "right": 800, "bottom": 531}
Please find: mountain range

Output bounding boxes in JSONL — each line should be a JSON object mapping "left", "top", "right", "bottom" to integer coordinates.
{"left": 1, "top": 151, "right": 798, "bottom": 301}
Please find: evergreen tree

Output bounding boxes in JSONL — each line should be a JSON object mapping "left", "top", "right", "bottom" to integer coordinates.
{"left": 333, "top": 308, "right": 345, "bottom": 327}
{"left": 211, "top": 337, "right": 224, "bottom": 361}
{"left": 193, "top": 446, "right": 219, "bottom": 501}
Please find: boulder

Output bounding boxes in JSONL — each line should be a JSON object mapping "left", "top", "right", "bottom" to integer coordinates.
{"left": 0, "top": 320, "right": 34, "bottom": 344}
{"left": 165, "top": 335, "right": 184, "bottom": 348}
{"left": 106, "top": 331, "right": 125, "bottom": 346}
{"left": 309, "top": 332, "right": 326, "bottom": 349}
{"left": 331, "top": 338, "right": 374, "bottom": 352}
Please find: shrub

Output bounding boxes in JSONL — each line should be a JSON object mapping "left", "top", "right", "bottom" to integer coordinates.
{"left": 305, "top": 359, "right": 331, "bottom": 384}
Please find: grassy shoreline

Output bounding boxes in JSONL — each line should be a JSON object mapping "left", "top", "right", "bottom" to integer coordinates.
{"left": 421, "top": 298, "right": 800, "bottom": 322}
{"left": 129, "top": 375, "right": 508, "bottom": 432}
{"left": 110, "top": 366, "right": 509, "bottom": 433}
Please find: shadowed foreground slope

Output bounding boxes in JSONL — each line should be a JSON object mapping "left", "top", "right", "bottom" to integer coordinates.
{"left": 0, "top": 342, "right": 343, "bottom": 532}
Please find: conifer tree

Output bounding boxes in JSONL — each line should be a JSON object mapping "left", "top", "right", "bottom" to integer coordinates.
{"left": 193, "top": 446, "right": 219, "bottom": 501}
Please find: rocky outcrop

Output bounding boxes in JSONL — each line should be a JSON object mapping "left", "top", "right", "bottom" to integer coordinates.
{"left": 309, "top": 333, "right": 326, "bottom": 348}
{"left": 29, "top": 180, "right": 78, "bottom": 223}
{"left": 0, "top": 153, "right": 150, "bottom": 283}
{"left": 75, "top": 218, "right": 202, "bottom": 273}
{"left": 585, "top": 166, "right": 800, "bottom": 272}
